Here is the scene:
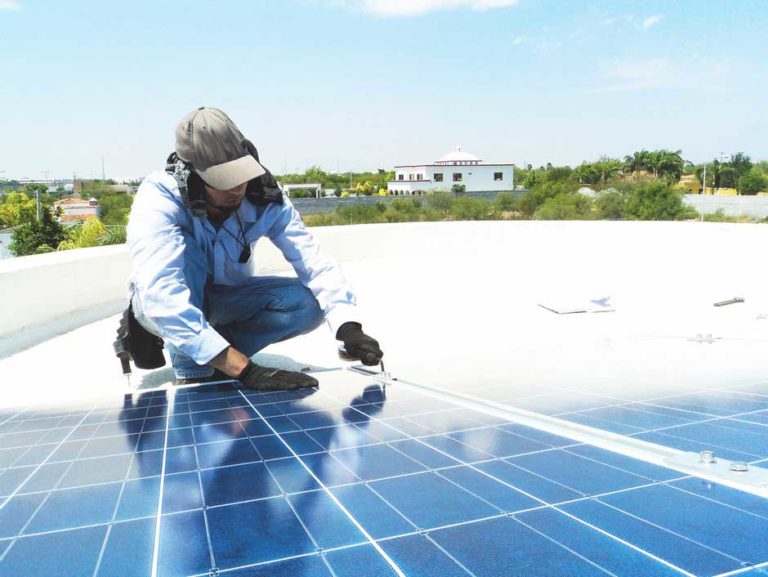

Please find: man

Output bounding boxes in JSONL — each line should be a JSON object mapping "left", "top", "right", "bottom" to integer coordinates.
{"left": 126, "top": 107, "right": 383, "bottom": 390}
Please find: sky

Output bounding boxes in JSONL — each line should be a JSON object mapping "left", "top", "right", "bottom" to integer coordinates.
{"left": 1, "top": 0, "right": 767, "bottom": 181}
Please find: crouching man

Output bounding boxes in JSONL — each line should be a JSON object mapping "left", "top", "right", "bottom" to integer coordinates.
{"left": 126, "top": 107, "right": 382, "bottom": 390}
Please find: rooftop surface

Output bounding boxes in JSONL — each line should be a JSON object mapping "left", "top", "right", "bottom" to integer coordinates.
{"left": 2, "top": 220, "right": 768, "bottom": 577}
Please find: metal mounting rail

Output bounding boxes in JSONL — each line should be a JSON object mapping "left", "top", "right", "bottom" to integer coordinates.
{"left": 350, "top": 366, "right": 768, "bottom": 499}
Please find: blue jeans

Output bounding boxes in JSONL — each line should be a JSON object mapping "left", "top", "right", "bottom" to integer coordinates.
{"left": 133, "top": 234, "right": 324, "bottom": 379}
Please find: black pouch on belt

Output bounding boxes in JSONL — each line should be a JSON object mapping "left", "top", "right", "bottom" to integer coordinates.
{"left": 113, "top": 305, "right": 166, "bottom": 372}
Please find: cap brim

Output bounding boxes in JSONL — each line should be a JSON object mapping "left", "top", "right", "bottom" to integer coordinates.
{"left": 197, "top": 155, "right": 267, "bottom": 190}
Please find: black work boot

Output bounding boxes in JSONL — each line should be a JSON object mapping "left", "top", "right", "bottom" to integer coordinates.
{"left": 174, "top": 369, "right": 233, "bottom": 387}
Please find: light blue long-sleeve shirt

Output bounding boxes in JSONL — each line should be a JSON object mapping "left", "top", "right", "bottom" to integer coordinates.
{"left": 126, "top": 170, "right": 359, "bottom": 364}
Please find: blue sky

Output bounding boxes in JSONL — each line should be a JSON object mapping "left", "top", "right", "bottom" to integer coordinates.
{"left": 1, "top": 0, "right": 766, "bottom": 180}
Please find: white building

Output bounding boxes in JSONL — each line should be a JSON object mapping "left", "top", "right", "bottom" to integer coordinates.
{"left": 388, "top": 147, "right": 515, "bottom": 196}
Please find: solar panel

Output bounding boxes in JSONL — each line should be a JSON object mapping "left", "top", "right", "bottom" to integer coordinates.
{"left": 1, "top": 368, "right": 767, "bottom": 577}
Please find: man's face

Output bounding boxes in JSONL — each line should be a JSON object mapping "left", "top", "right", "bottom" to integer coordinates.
{"left": 204, "top": 182, "right": 247, "bottom": 210}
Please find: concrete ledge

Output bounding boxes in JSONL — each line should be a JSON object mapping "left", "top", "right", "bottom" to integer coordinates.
{"left": 0, "top": 244, "right": 129, "bottom": 356}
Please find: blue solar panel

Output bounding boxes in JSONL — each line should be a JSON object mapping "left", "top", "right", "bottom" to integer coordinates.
{"left": 1, "top": 370, "right": 767, "bottom": 576}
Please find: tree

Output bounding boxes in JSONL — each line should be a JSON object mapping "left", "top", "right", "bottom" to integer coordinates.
{"left": 8, "top": 207, "right": 68, "bottom": 256}
{"left": 78, "top": 180, "right": 115, "bottom": 199}
{"left": 729, "top": 152, "right": 753, "bottom": 180}
{"left": 624, "top": 182, "right": 693, "bottom": 220}
{"left": 98, "top": 193, "right": 134, "bottom": 225}
{"left": 56, "top": 218, "right": 127, "bottom": 250}
{"left": 574, "top": 158, "right": 621, "bottom": 185}
{"left": 0, "top": 192, "right": 37, "bottom": 227}
{"left": 718, "top": 166, "right": 738, "bottom": 188}
{"left": 593, "top": 156, "right": 623, "bottom": 184}
{"left": 737, "top": 168, "right": 768, "bottom": 195}
{"left": 647, "top": 150, "right": 685, "bottom": 182}
{"left": 624, "top": 150, "right": 652, "bottom": 175}
{"left": 574, "top": 163, "right": 601, "bottom": 185}
{"left": 57, "top": 218, "right": 107, "bottom": 250}
{"left": 624, "top": 149, "right": 685, "bottom": 183}
{"left": 546, "top": 166, "right": 573, "bottom": 182}
{"left": 518, "top": 180, "right": 573, "bottom": 217}
{"left": 700, "top": 153, "right": 752, "bottom": 189}
{"left": 523, "top": 169, "right": 543, "bottom": 189}
{"left": 451, "top": 184, "right": 466, "bottom": 195}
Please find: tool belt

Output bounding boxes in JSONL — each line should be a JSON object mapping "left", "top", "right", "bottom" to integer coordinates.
{"left": 113, "top": 304, "right": 166, "bottom": 374}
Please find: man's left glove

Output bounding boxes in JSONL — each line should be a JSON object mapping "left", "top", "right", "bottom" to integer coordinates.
{"left": 336, "top": 322, "right": 384, "bottom": 366}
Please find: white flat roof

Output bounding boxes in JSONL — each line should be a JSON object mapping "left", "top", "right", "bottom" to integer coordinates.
{"left": 2, "top": 220, "right": 768, "bottom": 409}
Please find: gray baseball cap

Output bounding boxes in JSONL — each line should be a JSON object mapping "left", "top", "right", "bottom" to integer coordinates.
{"left": 175, "top": 107, "right": 266, "bottom": 190}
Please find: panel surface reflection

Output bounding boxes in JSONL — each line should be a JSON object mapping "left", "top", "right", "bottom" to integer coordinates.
{"left": 0, "top": 369, "right": 767, "bottom": 577}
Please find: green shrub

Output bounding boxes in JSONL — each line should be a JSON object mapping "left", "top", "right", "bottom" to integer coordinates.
{"left": 495, "top": 192, "right": 518, "bottom": 212}
{"left": 534, "top": 193, "right": 593, "bottom": 220}
{"left": 336, "top": 204, "right": 387, "bottom": 224}
{"left": 518, "top": 180, "right": 574, "bottom": 217}
{"left": 595, "top": 191, "right": 626, "bottom": 220}
{"left": 426, "top": 192, "right": 455, "bottom": 213}
{"left": 737, "top": 168, "right": 768, "bottom": 195}
{"left": 624, "top": 182, "right": 693, "bottom": 221}
{"left": 452, "top": 197, "right": 495, "bottom": 221}
{"left": 8, "top": 207, "right": 67, "bottom": 256}
{"left": 100, "top": 225, "right": 127, "bottom": 245}
{"left": 391, "top": 198, "right": 421, "bottom": 213}
{"left": 303, "top": 212, "right": 338, "bottom": 226}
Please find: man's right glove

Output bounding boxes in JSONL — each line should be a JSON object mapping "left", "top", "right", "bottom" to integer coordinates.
{"left": 238, "top": 361, "right": 318, "bottom": 391}
{"left": 336, "top": 322, "right": 384, "bottom": 366}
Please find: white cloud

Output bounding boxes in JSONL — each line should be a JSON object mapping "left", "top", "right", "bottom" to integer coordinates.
{"left": 642, "top": 14, "right": 662, "bottom": 30}
{"left": 510, "top": 34, "right": 525, "bottom": 46}
{"left": 333, "top": 0, "right": 519, "bottom": 17}
{"left": 585, "top": 54, "right": 737, "bottom": 95}
{"left": 587, "top": 57, "right": 673, "bottom": 93}
{"left": 0, "top": 0, "right": 21, "bottom": 10}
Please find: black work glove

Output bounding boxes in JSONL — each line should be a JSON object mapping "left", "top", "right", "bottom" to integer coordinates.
{"left": 336, "top": 322, "right": 384, "bottom": 366}
{"left": 238, "top": 361, "right": 318, "bottom": 391}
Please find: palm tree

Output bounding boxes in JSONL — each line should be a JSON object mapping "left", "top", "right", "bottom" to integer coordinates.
{"left": 649, "top": 150, "right": 685, "bottom": 182}
{"left": 623, "top": 150, "right": 652, "bottom": 176}
{"left": 594, "top": 156, "right": 623, "bottom": 184}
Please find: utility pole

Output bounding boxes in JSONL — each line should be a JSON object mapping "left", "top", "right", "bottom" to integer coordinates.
{"left": 101, "top": 155, "right": 106, "bottom": 181}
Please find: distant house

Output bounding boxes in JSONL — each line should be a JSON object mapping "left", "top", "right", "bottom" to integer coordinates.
{"left": 388, "top": 147, "right": 515, "bottom": 195}
{"left": 676, "top": 174, "right": 701, "bottom": 194}
{"left": 53, "top": 197, "right": 100, "bottom": 223}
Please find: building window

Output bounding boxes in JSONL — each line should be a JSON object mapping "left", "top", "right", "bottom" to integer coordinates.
{"left": 453, "top": 173, "right": 463, "bottom": 182}
{"left": 409, "top": 173, "right": 414, "bottom": 180}
{"left": 417, "top": 174, "right": 423, "bottom": 180}
{"left": 494, "top": 172, "right": 503, "bottom": 181}
{"left": 398, "top": 174, "right": 404, "bottom": 181}
{"left": 434, "top": 173, "right": 443, "bottom": 182}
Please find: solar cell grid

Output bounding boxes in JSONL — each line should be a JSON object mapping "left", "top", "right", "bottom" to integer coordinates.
{"left": 1, "top": 370, "right": 768, "bottom": 576}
